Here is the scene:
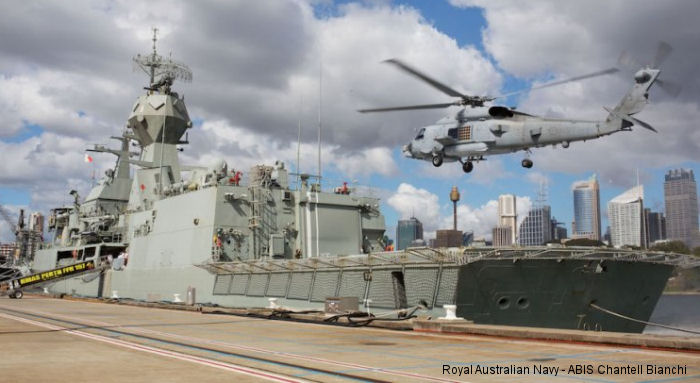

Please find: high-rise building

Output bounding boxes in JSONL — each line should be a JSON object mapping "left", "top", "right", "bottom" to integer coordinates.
{"left": 462, "top": 231, "right": 474, "bottom": 246}
{"left": 492, "top": 226, "right": 513, "bottom": 247}
{"left": 396, "top": 217, "right": 423, "bottom": 250}
{"left": 664, "top": 169, "right": 699, "bottom": 248}
{"left": 29, "top": 212, "right": 44, "bottom": 233}
{"left": 518, "top": 206, "right": 552, "bottom": 246}
{"left": 572, "top": 174, "right": 601, "bottom": 240}
{"left": 498, "top": 194, "right": 517, "bottom": 244}
{"left": 608, "top": 185, "right": 647, "bottom": 248}
{"left": 551, "top": 216, "right": 567, "bottom": 241}
{"left": 644, "top": 209, "right": 666, "bottom": 244}
{"left": 434, "top": 229, "right": 462, "bottom": 248}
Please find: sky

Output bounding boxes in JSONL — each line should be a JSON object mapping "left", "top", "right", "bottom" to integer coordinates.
{"left": 0, "top": 0, "right": 699, "bottom": 243}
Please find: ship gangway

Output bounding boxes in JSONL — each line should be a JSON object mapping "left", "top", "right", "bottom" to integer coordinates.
{"left": 0, "top": 258, "right": 109, "bottom": 299}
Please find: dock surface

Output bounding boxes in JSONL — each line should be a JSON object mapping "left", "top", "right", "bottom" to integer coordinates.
{"left": 1, "top": 296, "right": 698, "bottom": 382}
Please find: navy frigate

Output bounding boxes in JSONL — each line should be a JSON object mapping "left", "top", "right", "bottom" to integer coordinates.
{"left": 27, "top": 36, "right": 695, "bottom": 333}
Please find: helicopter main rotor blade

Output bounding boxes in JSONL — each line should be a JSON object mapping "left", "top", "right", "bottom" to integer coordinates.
{"left": 617, "top": 50, "right": 642, "bottom": 72}
{"left": 656, "top": 78, "right": 682, "bottom": 97}
{"left": 652, "top": 41, "right": 672, "bottom": 68}
{"left": 358, "top": 102, "right": 457, "bottom": 113}
{"left": 384, "top": 59, "right": 466, "bottom": 98}
{"left": 495, "top": 67, "right": 619, "bottom": 99}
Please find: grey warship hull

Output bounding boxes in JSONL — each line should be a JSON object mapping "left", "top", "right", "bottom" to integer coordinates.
{"left": 35, "top": 241, "right": 681, "bottom": 333}
{"left": 29, "top": 35, "right": 691, "bottom": 334}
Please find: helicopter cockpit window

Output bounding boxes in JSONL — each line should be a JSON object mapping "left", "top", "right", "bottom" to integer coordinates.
{"left": 415, "top": 128, "right": 425, "bottom": 140}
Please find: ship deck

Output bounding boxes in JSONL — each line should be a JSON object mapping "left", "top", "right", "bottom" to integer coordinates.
{"left": 1, "top": 296, "right": 698, "bottom": 382}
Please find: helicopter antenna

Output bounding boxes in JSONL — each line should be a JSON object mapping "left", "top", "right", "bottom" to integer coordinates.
{"left": 133, "top": 27, "right": 192, "bottom": 90}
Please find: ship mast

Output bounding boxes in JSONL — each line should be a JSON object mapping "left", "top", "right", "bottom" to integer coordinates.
{"left": 133, "top": 27, "right": 192, "bottom": 93}
{"left": 149, "top": 27, "right": 158, "bottom": 85}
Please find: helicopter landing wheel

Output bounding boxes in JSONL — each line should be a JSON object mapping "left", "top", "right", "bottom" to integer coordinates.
{"left": 521, "top": 159, "right": 533, "bottom": 169}
{"left": 12, "top": 290, "right": 23, "bottom": 299}
{"left": 432, "top": 155, "right": 443, "bottom": 167}
{"left": 462, "top": 161, "right": 474, "bottom": 173}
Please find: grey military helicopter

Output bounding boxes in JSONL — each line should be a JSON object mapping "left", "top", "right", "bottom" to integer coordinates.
{"left": 359, "top": 43, "right": 676, "bottom": 173}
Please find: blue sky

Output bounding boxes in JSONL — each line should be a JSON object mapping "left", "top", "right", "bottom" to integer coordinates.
{"left": 1, "top": 1, "right": 698, "bottom": 243}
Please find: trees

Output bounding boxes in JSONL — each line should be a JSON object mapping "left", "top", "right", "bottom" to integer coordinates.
{"left": 650, "top": 240, "right": 690, "bottom": 254}
{"left": 564, "top": 238, "right": 606, "bottom": 247}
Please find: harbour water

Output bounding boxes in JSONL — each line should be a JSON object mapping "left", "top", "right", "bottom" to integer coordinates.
{"left": 644, "top": 293, "right": 700, "bottom": 336}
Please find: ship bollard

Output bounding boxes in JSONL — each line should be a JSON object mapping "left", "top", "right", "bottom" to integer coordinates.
{"left": 363, "top": 299, "right": 372, "bottom": 315}
{"left": 111, "top": 290, "right": 119, "bottom": 299}
{"left": 173, "top": 293, "right": 182, "bottom": 303}
{"left": 186, "top": 286, "right": 196, "bottom": 306}
{"left": 268, "top": 298, "right": 279, "bottom": 309}
{"left": 439, "top": 304, "right": 463, "bottom": 320}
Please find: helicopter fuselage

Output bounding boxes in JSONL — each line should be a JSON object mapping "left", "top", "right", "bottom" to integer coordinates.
{"left": 403, "top": 107, "right": 611, "bottom": 165}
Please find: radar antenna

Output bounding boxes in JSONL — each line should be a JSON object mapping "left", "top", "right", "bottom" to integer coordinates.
{"left": 132, "top": 27, "right": 192, "bottom": 93}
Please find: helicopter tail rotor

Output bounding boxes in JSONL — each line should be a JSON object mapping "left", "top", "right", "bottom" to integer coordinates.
{"left": 617, "top": 41, "right": 680, "bottom": 97}
{"left": 652, "top": 41, "right": 672, "bottom": 68}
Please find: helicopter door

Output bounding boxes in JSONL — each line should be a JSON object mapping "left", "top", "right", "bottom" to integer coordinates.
{"left": 447, "top": 128, "right": 458, "bottom": 139}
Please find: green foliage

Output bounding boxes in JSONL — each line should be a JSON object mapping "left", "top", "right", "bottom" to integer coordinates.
{"left": 693, "top": 246, "right": 700, "bottom": 257}
{"left": 650, "top": 240, "right": 690, "bottom": 254}
{"left": 564, "top": 238, "right": 606, "bottom": 247}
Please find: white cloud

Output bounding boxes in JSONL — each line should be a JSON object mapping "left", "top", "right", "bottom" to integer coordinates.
{"left": 387, "top": 183, "right": 441, "bottom": 228}
{"left": 189, "top": 119, "right": 399, "bottom": 181}
{"left": 446, "top": 196, "right": 532, "bottom": 240}
{"left": 525, "top": 171, "right": 550, "bottom": 186}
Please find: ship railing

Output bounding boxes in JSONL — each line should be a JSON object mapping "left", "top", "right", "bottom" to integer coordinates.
{"left": 196, "top": 246, "right": 699, "bottom": 275}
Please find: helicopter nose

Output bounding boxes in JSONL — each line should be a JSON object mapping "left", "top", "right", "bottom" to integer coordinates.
{"left": 402, "top": 142, "right": 413, "bottom": 157}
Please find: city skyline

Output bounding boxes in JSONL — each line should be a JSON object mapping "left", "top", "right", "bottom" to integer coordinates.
{"left": 402, "top": 168, "right": 691, "bottom": 248}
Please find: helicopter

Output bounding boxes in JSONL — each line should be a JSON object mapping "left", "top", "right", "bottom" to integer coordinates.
{"left": 359, "top": 43, "right": 677, "bottom": 173}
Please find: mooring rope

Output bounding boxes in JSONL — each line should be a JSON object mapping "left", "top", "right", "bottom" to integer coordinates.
{"left": 589, "top": 303, "right": 700, "bottom": 335}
